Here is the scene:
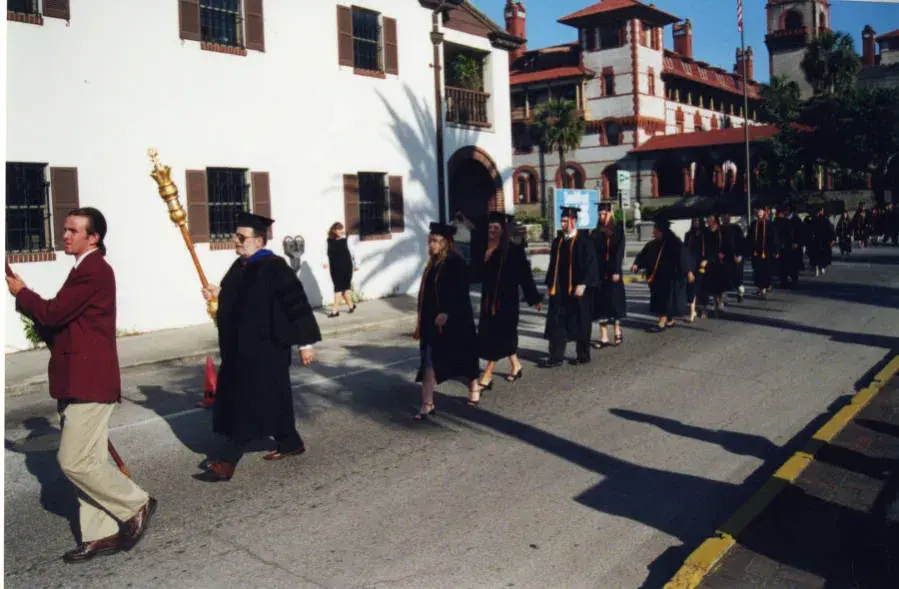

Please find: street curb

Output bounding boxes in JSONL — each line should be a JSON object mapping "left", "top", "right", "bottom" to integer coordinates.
{"left": 663, "top": 351, "right": 899, "bottom": 589}
{"left": 4, "top": 314, "right": 415, "bottom": 399}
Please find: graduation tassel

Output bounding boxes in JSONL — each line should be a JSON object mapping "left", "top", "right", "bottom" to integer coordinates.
{"left": 647, "top": 243, "right": 666, "bottom": 285}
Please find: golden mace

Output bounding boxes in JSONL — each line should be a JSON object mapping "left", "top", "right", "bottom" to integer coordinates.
{"left": 147, "top": 148, "right": 218, "bottom": 320}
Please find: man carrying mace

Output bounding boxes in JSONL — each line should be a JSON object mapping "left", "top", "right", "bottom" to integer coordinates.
{"left": 197, "top": 212, "right": 321, "bottom": 482}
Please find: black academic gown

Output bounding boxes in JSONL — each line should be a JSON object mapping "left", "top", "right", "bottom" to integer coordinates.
{"left": 214, "top": 252, "right": 322, "bottom": 445}
{"left": 778, "top": 216, "right": 805, "bottom": 284}
{"left": 747, "top": 219, "right": 780, "bottom": 289}
{"left": 477, "top": 242, "right": 542, "bottom": 361}
{"left": 543, "top": 230, "right": 599, "bottom": 343}
{"left": 697, "top": 226, "right": 734, "bottom": 300}
{"left": 835, "top": 215, "right": 853, "bottom": 253}
{"left": 683, "top": 228, "right": 704, "bottom": 302}
{"left": 634, "top": 233, "right": 691, "bottom": 318}
{"left": 590, "top": 223, "right": 627, "bottom": 321}
{"left": 415, "top": 253, "right": 479, "bottom": 384}
{"left": 809, "top": 214, "right": 835, "bottom": 268}
{"left": 721, "top": 222, "right": 746, "bottom": 290}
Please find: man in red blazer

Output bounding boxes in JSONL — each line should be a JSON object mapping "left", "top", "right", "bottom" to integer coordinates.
{"left": 7, "top": 207, "right": 157, "bottom": 563}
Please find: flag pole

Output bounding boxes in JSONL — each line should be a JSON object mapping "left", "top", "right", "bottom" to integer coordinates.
{"left": 740, "top": 7, "right": 752, "bottom": 225}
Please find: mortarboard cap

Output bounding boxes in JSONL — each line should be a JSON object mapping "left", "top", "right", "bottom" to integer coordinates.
{"left": 235, "top": 212, "right": 274, "bottom": 234}
{"left": 560, "top": 206, "right": 580, "bottom": 219}
{"left": 429, "top": 221, "right": 456, "bottom": 240}
{"left": 487, "top": 211, "right": 509, "bottom": 225}
{"left": 654, "top": 218, "right": 671, "bottom": 231}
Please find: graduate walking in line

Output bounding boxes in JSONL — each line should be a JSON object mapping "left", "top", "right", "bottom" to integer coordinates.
{"left": 539, "top": 206, "right": 599, "bottom": 367}
{"left": 413, "top": 222, "right": 480, "bottom": 416}
{"left": 632, "top": 219, "right": 695, "bottom": 332}
{"left": 590, "top": 202, "right": 627, "bottom": 347}
{"left": 475, "top": 212, "right": 543, "bottom": 388}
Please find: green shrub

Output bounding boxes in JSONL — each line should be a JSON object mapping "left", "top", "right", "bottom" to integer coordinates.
{"left": 20, "top": 315, "right": 42, "bottom": 348}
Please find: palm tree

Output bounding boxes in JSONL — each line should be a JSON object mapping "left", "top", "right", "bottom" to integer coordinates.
{"left": 530, "top": 98, "right": 586, "bottom": 190}
{"left": 800, "top": 31, "right": 860, "bottom": 98}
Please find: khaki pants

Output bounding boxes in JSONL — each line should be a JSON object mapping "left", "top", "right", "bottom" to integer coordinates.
{"left": 58, "top": 402, "right": 149, "bottom": 542}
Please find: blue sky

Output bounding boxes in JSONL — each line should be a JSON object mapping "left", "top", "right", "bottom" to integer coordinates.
{"left": 477, "top": 0, "right": 899, "bottom": 83}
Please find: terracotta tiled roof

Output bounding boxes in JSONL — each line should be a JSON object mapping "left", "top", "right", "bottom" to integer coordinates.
{"left": 558, "top": 0, "right": 679, "bottom": 26}
{"left": 631, "top": 125, "right": 780, "bottom": 153}
{"left": 510, "top": 42, "right": 593, "bottom": 85}
{"left": 510, "top": 65, "right": 594, "bottom": 85}
{"left": 876, "top": 29, "right": 899, "bottom": 41}
{"left": 662, "top": 50, "right": 762, "bottom": 99}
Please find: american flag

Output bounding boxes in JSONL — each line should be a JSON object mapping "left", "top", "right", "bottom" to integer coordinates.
{"left": 737, "top": 0, "right": 743, "bottom": 32}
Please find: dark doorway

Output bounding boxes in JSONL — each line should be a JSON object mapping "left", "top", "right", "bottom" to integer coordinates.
{"left": 449, "top": 155, "right": 499, "bottom": 282}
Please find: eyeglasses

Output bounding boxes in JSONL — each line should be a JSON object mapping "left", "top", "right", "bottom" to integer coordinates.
{"left": 235, "top": 233, "right": 258, "bottom": 244}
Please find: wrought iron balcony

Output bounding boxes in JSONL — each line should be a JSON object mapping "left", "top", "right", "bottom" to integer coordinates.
{"left": 446, "top": 86, "right": 491, "bottom": 127}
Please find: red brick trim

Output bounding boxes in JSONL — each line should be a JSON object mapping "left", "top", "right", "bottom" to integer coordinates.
{"left": 209, "top": 240, "right": 235, "bottom": 251}
{"left": 7, "top": 251, "right": 57, "bottom": 264}
{"left": 7, "top": 11, "right": 43, "bottom": 25}
{"left": 512, "top": 165, "right": 540, "bottom": 204}
{"left": 631, "top": 19, "right": 640, "bottom": 147}
{"left": 360, "top": 233, "right": 393, "bottom": 242}
{"left": 201, "top": 42, "right": 248, "bottom": 56}
{"left": 354, "top": 68, "right": 387, "bottom": 79}
{"left": 555, "top": 162, "right": 587, "bottom": 189}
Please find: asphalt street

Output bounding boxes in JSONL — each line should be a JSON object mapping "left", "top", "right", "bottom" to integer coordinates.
{"left": 5, "top": 247, "right": 899, "bottom": 589}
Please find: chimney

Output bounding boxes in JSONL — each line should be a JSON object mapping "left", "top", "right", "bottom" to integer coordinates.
{"left": 735, "top": 46, "right": 754, "bottom": 80}
{"left": 673, "top": 19, "right": 693, "bottom": 59}
{"left": 862, "top": 25, "right": 876, "bottom": 67}
{"left": 505, "top": 0, "right": 527, "bottom": 62}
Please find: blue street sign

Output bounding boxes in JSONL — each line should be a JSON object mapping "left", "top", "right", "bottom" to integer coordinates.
{"left": 554, "top": 188, "right": 599, "bottom": 231}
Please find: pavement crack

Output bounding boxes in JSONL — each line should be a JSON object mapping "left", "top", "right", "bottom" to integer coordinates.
{"left": 220, "top": 537, "right": 328, "bottom": 588}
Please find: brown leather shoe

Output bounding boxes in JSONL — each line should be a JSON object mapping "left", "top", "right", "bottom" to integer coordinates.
{"left": 193, "top": 460, "right": 235, "bottom": 482}
{"left": 262, "top": 446, "right": 306, "bottom": 461}
{"left": 122, "top": 497, "right": 157, "bottom": 551}
{"left": 63, "top": 534, "right": 122, "bottom": 563}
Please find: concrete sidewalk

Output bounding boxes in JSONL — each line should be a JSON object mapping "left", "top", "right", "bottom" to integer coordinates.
{"left": 4, "top": 294, "right": 420, "bottom": 397}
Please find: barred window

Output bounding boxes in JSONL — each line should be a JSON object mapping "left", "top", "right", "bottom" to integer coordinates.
{"left": 352, "top": 7, "right": 381, "bottom": 72}
{"left": 207, "top": 168, "right": 249, "bottom": 240}
{"left": 201, "top": 0, "right": 244, "bottom": 47}
{"left": 6, "top": 163, "right": 50, "bottom": 253}
{"left": 358, "top": 172, "right": 389, "bottom": 236}
{"left": 8, "top": 0, "right": 39, "bottom": 14}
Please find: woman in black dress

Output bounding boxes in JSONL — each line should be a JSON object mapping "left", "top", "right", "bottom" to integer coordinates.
{"left": 413, "top": 222, "right": 480, "bottom": 418}
{"left": 322, "top": 222, "right": 358, "bottom": 318}
{"left": 590, "top": 203, "right": 627, "bottom": 347}
{"left": 476, "top": 212, "right": 542, "bottom": 388}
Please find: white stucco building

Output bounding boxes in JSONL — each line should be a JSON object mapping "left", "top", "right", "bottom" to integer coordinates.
{"left": 5, "top": 0, "right": 522, "bottom": 352}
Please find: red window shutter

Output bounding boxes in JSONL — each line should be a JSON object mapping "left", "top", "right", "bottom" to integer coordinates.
{"left": 384, "top": 17, "right": 398, "bottom": 75}
{"left": 43, "top": 0, "right": 69, "bottom": 20}
{"left": 251, "top": 171, "right": 272, "bottom": 239}
{"left": 618, "top": 23, "right": 626, "bottom": 47}
{"left": 185, "top": 170, "right": 210, "bottom": 243}
{"left": 50, "top": 167, "right": 79, "bottom": 251}
{"left": 388, "top": 175, "right": 404, "bottom": 233}
{"left": 245, "top": 0, "right": 265, "bottom": 52}
{"left": 343, "top": 174, "right": 360, "bottom": 236}
{"left": 179, "top": 0, "right": 201, "bottom": 42}
{"left": 337, "top": 6, "right": 354, "bottom": 67}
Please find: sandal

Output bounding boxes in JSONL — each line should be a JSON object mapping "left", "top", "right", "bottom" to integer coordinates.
{"left": 613, "top": 332, "right": 623, "bottom": 346}
{"left": 414, "top": 404, "right": 436, "bottom": 420}
{"left": 327, "top": 311, "right": 339, "bottom": 318}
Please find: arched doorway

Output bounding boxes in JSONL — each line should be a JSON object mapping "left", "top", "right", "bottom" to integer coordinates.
{"left": 447, "top": 146, "right": 504, "bottom": 279}
{"left": 601, "top": 164, "right": 619, "bottom": 200}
